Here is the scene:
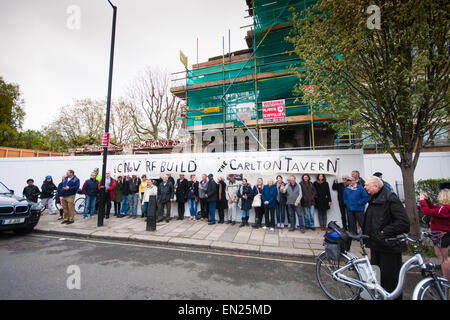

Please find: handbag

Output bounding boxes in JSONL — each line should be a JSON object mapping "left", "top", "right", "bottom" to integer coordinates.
{"left": 252, "top": 194, "right": 261, "bottom": 207}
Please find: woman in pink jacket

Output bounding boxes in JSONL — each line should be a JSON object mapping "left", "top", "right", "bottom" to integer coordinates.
{"left": 420, "top": 189, "right": 450, "bottom": 280}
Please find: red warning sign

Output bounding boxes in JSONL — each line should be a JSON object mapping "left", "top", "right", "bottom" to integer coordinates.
{"left": 262, "top": 99, "right": 286, "bottom": 123}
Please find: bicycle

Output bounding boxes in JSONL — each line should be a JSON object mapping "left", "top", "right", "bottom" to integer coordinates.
{"left": 316, "top": 229, "right": 449, "bottom": 300}
{"left": 74, "top": 194, "right": 85, "bottom": 214}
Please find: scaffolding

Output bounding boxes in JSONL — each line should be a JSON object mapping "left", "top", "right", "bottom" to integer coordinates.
{"left": 172, "top": 0, "right": 335, "bottom": 151}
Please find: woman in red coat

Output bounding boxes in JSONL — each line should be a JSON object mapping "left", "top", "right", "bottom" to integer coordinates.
{"left": 420, "top": 189, "right": 450, "bottom": 280}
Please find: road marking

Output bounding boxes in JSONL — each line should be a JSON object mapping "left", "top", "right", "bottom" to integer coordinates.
{"left": 28, "top": 233, "right": 318, "bottom": 266}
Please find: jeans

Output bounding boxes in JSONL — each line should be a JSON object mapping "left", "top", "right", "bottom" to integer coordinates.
{"left": 276, "top": 203, "right": 286, "bottom": 224}
{"left": 142, "top": 202, "right": 149, "bottom": 217}
{"left": 287, "top": 204, "right": 305, "bottom": 230}
{"left": 242, "top": 209, "right": 250, "bottom": 219}
{"left": 347, "top": 210, "right": 365, "bottom": 234}
{"left": 83, "top": 195, "right": 96, "bottom": 218}
{"left": 188, "top": 198, "right": 197, "bottom": 217}
{"left": 128, "top": 193, "right": 139, "bottom": 216}
{"left": 303, "top": 205, "right": 315, "bottom": 228}
{"left": 120, "top": 195, "right": 129, "bottom": 215}
{"left": 208, "top": 201, "right": 216, "bottom": 223}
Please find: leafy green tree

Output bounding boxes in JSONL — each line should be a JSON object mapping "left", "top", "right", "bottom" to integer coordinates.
{"left": 287, "top": 0, "right": 449, "bottom": 237}
{"left": 0, "top": 76, "right": 26, "bottom": 147}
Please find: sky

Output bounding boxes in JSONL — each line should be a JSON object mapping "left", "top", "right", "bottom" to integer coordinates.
{"left": 0, "top": 0, "right": 250, "bottom": 131}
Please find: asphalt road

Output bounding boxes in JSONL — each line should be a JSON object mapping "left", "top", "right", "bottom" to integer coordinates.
{"left": 0, "top": 231, "right": 422, "bottom": 300}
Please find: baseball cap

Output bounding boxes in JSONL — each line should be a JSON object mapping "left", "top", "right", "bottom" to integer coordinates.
{"left": 45, "top": 175, "right": 52, "bottom": 179}
{"left": 208, "top": 174, "right": 214, "bottom": 178}
{"left": 373, "top": 172, "right": 383, "bottom": 177}
{"left": 347, "top": 176, "right": 356, "bottom": 181}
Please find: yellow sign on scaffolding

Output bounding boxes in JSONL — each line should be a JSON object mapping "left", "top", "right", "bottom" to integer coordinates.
{"left": 179, "top": 50, "right": 188, "bottom": 68}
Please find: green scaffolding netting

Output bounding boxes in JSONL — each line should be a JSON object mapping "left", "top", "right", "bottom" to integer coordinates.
{"left": 186, "top": 75, "right": 331, "bottom": 127}
{"left": 185, "top": 0, "right": 321, "bottom": 129}
{"left": 253, "top": 0, "right": 317, "bottom": 33}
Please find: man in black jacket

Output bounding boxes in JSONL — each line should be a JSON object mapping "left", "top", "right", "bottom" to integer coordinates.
{"left": 23, "top": 179, "right": 41, "bottom": 203}
{"left": 175, "top": 174, "right": 189, "bottom": 220}
{"left": 205, "top": 174, "right": 218, "bottom": 225}
{"left": 332, "top": 175, "right": 349, "bottom": 230}
{"left": 363, "top": 176, "right": 410, "bottom": 299}
{"left": 157, "top": 174, "right": 174, "bottom": 223}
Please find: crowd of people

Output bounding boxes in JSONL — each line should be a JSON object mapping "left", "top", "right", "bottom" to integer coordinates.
{"left": 21, "top": 167, "right": 450, "bottom": 295}
{"left": 22, "top": 168, "right": 388, "bottom": 235}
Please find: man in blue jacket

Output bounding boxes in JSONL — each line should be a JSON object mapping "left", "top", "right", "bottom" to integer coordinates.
{"left": 344, "top": 176, "right": 368, "bottom": 234}
{"left": 61, "top": 169, "right": 80, "bottom": 224}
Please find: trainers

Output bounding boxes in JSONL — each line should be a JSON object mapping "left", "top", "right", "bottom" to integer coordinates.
{"left": 270, "top": 228, "right": 274, "bottom": 232}
{"left": 83, "top": 217, "right": 88, "bottom": 220}
{"left": 280, "top": 223, "right": 284, "bottom": 229}
{"left": 262, "top": 226, "right": 268, "bottom": 230}
{"left": 277, "top": 223, "right": 281, "bottom": 228}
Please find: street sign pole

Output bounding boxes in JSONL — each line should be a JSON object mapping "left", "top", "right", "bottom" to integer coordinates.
{"left": 98, "top": 1, "right": 117, "bottom": 227}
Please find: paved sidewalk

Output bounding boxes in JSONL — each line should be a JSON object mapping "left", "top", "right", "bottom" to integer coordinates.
{"left": 33, "top": 212, "right": 367, "bottom": 259}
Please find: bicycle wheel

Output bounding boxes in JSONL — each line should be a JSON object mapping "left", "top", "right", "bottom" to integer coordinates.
{"left": 74, "top": 197, "right": 85, "bottom": 214}
{"left": 414, "top": 278, "right": 450, "bottom": 300}
{"left": 316, "top": 251, "right": 361, "bottom": 300}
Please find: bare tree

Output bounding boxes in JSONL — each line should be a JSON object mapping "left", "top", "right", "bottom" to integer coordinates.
{"left": 52, "top": 98, "right": 104, "bottom": 143}
{"left": 46, "top": 98, "right": 137, "bottom": 147}
{"left": 127, "top": 67, "right": 185, "bottom": 140}
{"left": 109, "top": 98, "right": 136, "bottom": 144}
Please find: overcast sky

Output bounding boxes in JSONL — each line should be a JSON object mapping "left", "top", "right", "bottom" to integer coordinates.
{"left": 0, "top": 0, "right": 250, "bottom": 130}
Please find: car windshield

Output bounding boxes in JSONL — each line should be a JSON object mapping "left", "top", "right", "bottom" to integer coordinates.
{"left": 0, "top": 182, "right": 12, "bottom": 194}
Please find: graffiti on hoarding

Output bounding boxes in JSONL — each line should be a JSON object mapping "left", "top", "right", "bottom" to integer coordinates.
{"left": 217, "top": 156, "right": 338, "bottom": 175}
{"left": 111, "top": 156, "right": 338, "bottom": 177}
{"left": 112, "top": 159, "right": 198, "bottom": 175}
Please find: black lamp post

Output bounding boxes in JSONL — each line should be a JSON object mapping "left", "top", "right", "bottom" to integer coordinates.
{"left": 98, "top": 0, "right": 117, "bottom": 227}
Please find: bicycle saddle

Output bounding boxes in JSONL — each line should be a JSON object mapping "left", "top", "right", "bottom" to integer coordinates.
{"left": 348, "top": 233, "right": 369, "bottom": 241}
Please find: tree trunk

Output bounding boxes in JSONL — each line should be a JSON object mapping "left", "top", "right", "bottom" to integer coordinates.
{"left": 400, "top": 164, "right": 420, "bottom": 239}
